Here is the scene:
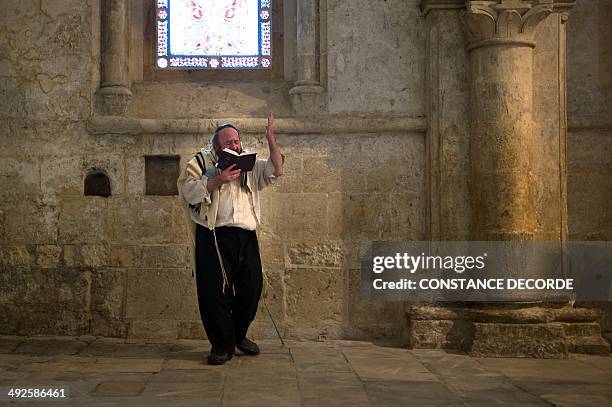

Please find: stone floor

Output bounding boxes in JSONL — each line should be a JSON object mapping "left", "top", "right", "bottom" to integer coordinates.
{"left": 0, "top": 336, "right": 611, "bottom": 406}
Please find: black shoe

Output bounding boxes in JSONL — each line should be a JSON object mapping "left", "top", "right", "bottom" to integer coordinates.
{"left": 236, "top": 338, "right": 260, "bottom": 355}
{"left": 207, "top": 351, "right": 233, "bottom": 365}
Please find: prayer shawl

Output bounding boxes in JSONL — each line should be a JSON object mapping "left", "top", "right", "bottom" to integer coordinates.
{"left": 176, "top": 147, "right": 262, "bottom": 291}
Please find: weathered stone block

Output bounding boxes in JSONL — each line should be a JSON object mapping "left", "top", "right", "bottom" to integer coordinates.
{"left": 64, "top": 244, "right": 109, "bottom": 268}
{"left": 40, "top": 0, "right": 83, "bottom": 20}
{"left": 327, "top": 0, "right": 424, "bottom": 115}
{"left": 111, "top": 197, "right": 184, "bottom": 245}
{"left": 177, "top": 320, "right": 206, "bottom": 340}
{"left": 0, "top": 156, "right": 40, "bottom": 201}
{"left": 341, "top": 192, "right": 423, "bottom": 240}
{"left": 58, "top": 197, "right": 112, "bottom": 243}
{"left": 0, "top": 245, "right": 34, "bottom": 267}
{"left": 326, "top": 192, "right": 344, "bottom": 239}
{"left": 3, "top": 202, "right": 59, "bottom": 244}
{"left": 288, "top": 242, "right": 344, "bottom": 267}
{"left": 0, "top": 265, "right": 90, "bottom": 311}
{"left": 261, "top": 268, "right": 285, "bottom": 331}
{"left": 124, "top": 155, "right": 145, "bottom": 195}
{"left": 90, "top": 315, "right": 128, "bottom": 338}
{"left": 470, "top": 323, "right": 568, "bottom": 358}
{"left": 262, "top": 193, "right": 329, "bottom": 241}
{"left": 35, "top": 245, "right": 62, "bottom": 268}
{"left": 109, "top": 245, "right": 142, "bottom": 268}
{"left": 284, "top": 267, "right": 343, "bottom": 339}
{"left": 110, "top": 196, "right": 144, "bottom": 243}
{"left": 560, "top": 322, "right": 611, "bottom": 355}
{"left": 140, "top": 244, "right": 190, "bottom": 268}
{"left": 0, "top": 302, "right": 89, "bottom": 336}
{"left": 301, "top": 155, "right": 341, "bottom": 193}
{"left": 91, "top": 268, "right": 126, "bottom": 320}
{"left": 407, "top": 319, "right": 473, "bottom": 350}
{"left": 258, "top": 237, "right": 285, "bottom": 270}
{"left": 125, "top": 268, "right": 198, "bottom": 320}
{"left": 128, "top": 319, "right": 179, "bottom": 340}
{"left": 346, "top": 268, "right": 402, "bottom": 340}
{"left": 248, "top": 319, "right": 283, "bottom": 340}
{"left": 273, "top": 155, "right": 303, "bottom": 193}
{"left": 141, "top": 197, "right": 183, "bottom": 244}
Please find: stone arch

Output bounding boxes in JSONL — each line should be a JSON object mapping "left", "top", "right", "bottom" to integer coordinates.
{"left": 84, "top": 168, "right": 111, "bottom": 197}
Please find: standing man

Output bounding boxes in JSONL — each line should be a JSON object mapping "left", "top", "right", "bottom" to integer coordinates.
{"left": 177, "top": 112, "right": 283, "bottom": 365}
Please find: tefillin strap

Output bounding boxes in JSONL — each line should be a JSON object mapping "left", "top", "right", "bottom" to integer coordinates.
{"left": 240, "top": 172, "right": 247, "bottom": 187}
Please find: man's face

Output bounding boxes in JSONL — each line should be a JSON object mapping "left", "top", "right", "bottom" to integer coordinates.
{"left": 217, "top": 127, "right": 242, "bottom": 153}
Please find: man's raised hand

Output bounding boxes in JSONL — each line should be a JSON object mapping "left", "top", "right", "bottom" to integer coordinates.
{"left": 265, "top": 112, "right": 276, "bottom": 145}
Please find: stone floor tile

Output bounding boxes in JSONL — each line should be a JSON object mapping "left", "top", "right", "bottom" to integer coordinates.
{"left": 362, "top": 380, "right": 464, "bottom": 407}
{"left": 162, "top": 358, "right": 212, "bottom": 370}
{"left": 475, "top": 357, "right": 611, "bottom": 383}
{"left": 290, "top": 346, "right": 353, "bottom": 372}
{"left": 299, "top": 389, "right": 371, "bottom": 407}
{"left": 168, "top": 339, "right": 210, "bottom": 352}
{"left": 298, "top": 371, "right": 362, "bottom": 386}
{"left": 109, "top": 343, "right": 173, "bottom": 358}
{"left": 78, "top": 341, "right": 119, "bottom": 357}
{"left": 149, "top": 368, "right": 223, "bottom": 383}
{"left": 89, "top": 381, "right": 147, "bottom": 397}
{"left": 13, "top": 337, "right": 90, "bottom": 356}
{"left": 62, "top": 397, "right": 220, "bottom": 407}
{"left": 512, "top": 380, "right": 612, "bottom": 407}
{"left": 79, "top": 357, "right": 164, "bottom": 374}
{"left": 0, "top": 336, "right": 24, "bottom": 353}
{"left": 141, "top": 381, "right": 222, "bottom": 399}
{"left": 230, "top": 353, "right": 295, "bottom": 375}
{"left": 342, "top": 347, "right": 437, "bottom": 382}
{"left": 411, "top": 349, "right": 547, "bottom": 405}
{"left": 222, "top": 384, "right": 302, "bottom": 407}
{"left": 224, "top": 369, "right": 298, "bottom": 389}
{"left": 297, "top": 371, "right": 371, "bottom": 406}
{"left": 0, "top": 369, "right": 30, "bottom": 385}
{"left": 569, "top": 354, "right": 612, "bottom": 372}
{"left": 0, "top": 354, "right": 53, "bottom": 371}
{"left": 1, "top": 336, "right": 611, "bottom": 406}
{"left": 251, "top": 340, "right": 290, "bottom": 355}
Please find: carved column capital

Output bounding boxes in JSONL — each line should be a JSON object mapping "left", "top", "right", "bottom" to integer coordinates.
{"left": 462, "top": 0, "right": 555, "bottom": 50}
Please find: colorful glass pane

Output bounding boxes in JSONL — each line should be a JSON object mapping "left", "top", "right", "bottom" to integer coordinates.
{"left": 156, "top": 0, "right": 272, "bottom": 69}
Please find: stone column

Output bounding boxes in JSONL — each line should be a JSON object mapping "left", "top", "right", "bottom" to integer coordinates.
{"left": 96, "top": 0, "right": 132, "bottom": 116}
{"left": 289, "top": 0, "right": 324, "bottom": 115}
{"left": 405, "top": 1, "right": 612, "bottom": 358}
{"left": 462, "top": 0, "right": 556, "bottom": 241}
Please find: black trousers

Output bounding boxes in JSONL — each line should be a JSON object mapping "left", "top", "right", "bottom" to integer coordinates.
{"left": 195, "top": 224, "right": 263, "bottom": 354}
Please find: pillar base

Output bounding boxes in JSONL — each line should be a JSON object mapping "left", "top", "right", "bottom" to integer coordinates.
{"left": 289, "top": 84, "right": 324, "bottom": 116}
{"left": 95, "top": 85, "right": 132, "bottom": 116}
{"left": 404, "top": 303, "right": 610, "bottom": 358}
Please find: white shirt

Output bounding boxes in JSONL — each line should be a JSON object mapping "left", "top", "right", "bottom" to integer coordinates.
{"left": 215, "top": 177, "right": 258, "bottom": 230}
{"left": 181, "top": 158, "right": 277, "bottom": 231}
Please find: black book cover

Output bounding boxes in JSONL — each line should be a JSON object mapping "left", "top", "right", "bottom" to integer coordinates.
{"left": 217, "top": 149, "right": 257, "bottom": 172}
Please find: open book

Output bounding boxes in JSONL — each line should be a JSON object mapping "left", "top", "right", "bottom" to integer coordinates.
{"left": 217, "top": 148, "right": 257, "bottom": 172}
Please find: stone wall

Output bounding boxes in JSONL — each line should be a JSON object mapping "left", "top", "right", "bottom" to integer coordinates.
{"left": 0, "top": 0, "right": 610, "bottom": 344}
{"left": 0, "top": 0, "right": 426, "bottom": 340}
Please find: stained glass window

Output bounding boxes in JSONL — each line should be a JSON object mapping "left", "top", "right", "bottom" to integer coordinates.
{"left": 155, "top": 0, "right": 272, "bottom": 69}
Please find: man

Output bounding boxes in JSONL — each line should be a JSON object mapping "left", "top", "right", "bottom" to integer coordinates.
{"left": 177, "top": 112, "right": 283, "bottom": 365}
